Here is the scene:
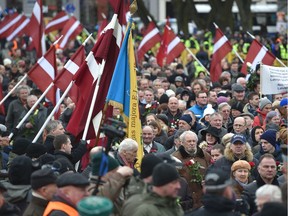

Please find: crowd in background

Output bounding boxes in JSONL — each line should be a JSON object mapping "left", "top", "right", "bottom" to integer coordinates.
{"left": 0, "top": 28, "right": 286, "bottom": 216}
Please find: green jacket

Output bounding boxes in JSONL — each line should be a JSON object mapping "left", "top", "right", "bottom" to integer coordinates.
{"left": 131, "top": 192, "right": 184, "bottom": 216}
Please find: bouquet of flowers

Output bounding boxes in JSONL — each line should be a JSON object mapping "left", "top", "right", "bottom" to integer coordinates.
{"left": 276, "top": 161, "right": 283, "bottom": 177}
{"left": 143, "top": 102, "right": 159, "bottom": 116}
{"left": 248, "top": 161, "right": 256, "bottom": 174}
{"left": 185, "top": 159, "right": 205, "bottom": 183}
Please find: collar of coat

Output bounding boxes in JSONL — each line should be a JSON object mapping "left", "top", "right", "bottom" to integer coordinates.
{"left": 178, "top": 145, "right": 204, "bottom": 159}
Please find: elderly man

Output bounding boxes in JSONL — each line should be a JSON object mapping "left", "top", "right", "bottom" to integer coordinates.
{"left": 114, "top": 138, "right": 139, "bottom": 175}
{"left": 229, "top": 84, "right": 246, "bottom": 107}
{"left": 243, "top": 154, "right": 280, "bottom": 215}
{"left": 142, "top": 125, "right": 166, "bottom": 154}
{"left": 163, "top": 97, "right": 183, "bottom": 130}
{"left": 43, "top": 172, "right": 89, "bottom": 215}
{"left": 6, "top": 85, "right": 30, "bottom": 131}
{"left": 214, "top": 134, "right": 258, "bottom": 177}
{"left": 132, "top": 163, "right": 184, "bottom": 216}
{"left": 43, "top": 120, "right": 65, "bottom": 153}
{"left": 218, "top": 102, "right": 232, "bottom": 129}
{"left": 23, "top": 168, "right": 57, "bottom": 216}
{"left": 172, "top": 131, "right": 211, "bottom": 209}
{"left": 18, "top": 94, "right": 48, "bottom": 141}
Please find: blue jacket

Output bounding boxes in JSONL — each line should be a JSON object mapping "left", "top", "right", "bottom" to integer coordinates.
{"left": 188, "top": 104, "right": 207, "bottom": 120}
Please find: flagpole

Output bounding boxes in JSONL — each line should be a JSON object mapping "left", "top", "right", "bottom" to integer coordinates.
{"left": 81, "top": 59, "right": 106, "bottom": 141}
{"left": 8, "top": 82, "right": 55, "bottom": 139}
{"left": 247, "top": 31, "right": 287, "bottom": 67}
{"left": 83, "top": 28, "right": 96, "bottom": 44}
{"left": 0, "top": 74, "right": 28, "bottom": 105}
{"left": 31, "top": 81, "right": 74, "bottom": 143}
{"left": 185, "top": 47, "right": 210, "bottom": 75}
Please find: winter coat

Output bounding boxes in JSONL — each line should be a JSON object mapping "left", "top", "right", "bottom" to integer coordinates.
{"left": 23, "top": 195, "right": 49, "bottom": 216}
{"left": 131, "top": 192, "right": 184, "bottom": 216}
{"left": 172, "top": 145, "right": 211, "bottom": 209}
{"left": 253, "top": 108, "right": 267, "bottom": 127}
{"left": 186, "top": 194, "right": 240, "bottom": 216}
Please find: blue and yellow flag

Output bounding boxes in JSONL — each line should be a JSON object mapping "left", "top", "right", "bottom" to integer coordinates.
{"left": 106, "top": 18, "right": 143, "bottom": 170}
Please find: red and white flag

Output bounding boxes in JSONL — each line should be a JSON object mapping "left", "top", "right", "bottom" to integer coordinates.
{"left": 210, "top": 25, "right": 232, "bottom": 82}
{"left": 58, "top": 16, "right": 83, "bottom": 49}
{"left": 0, "top": 13, "right": 29, "bottom": 41}
{"left": 27, "top": 45, "right": 57, "bottom": 105}
{"left": 137, "top": 21, "right": 161, "bottom": 61}
{"left": 45, "top": 11, "right": 69, "bottom": 34}
{"left": 54, "top": 45, "right": 86, "bottom": 103}
{"left": 24, "top": 0, "right": 46, "bottom": 58}
{"left": 241, "top": 39, "right": 276, "bottom": 74}
{"left": 156, "top": 21, "right": 185, "bottom": 67}
{"left": 66, "top": 0, "right": 124, "bottom": 140}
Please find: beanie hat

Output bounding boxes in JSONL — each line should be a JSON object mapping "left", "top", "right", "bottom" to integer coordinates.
{"left": 9, "top": 155, "right": 33, "bottom": 185}
{"left": 231, "top": 102, "right": 244, "bottom": 113}
{"left": 12, "top": 138, "right": 31, "bottom": 155}
{"left": 152, "top": 163, "right": 180, "bottom": 186}
{"left": 260, "top": 129, "right": 277, "bottom": 146}
{"left": 26, "top": 143, "right": 47, "bottom": 159}
{"left": 91, "top": 152, "right": 119, "bottom": 176}
{"left": 259, "top": 97, "right": 272, "bottom": 110}
{"left": 231, "top": 160, "right": 251, "bottom": 172}
{"left": 156, "top": 114, "right": 168, "bottom": 126}
{"left": 217, "top": 96, "right": 229, "bottom": 105}
{"left": 265, "top": 111, "right": 279, "bottom": 123}
{"left": 179, "top": 114, "right": 192, "bottom": 125}
{"left": 140, "top": 154, "right": 162, "bottom": 179}
{"left": 280, "top": 98, "right": 288, "bottom": 107}
{"left": 77, "top": 196, "right": 113, "bottom": 216}
{"left": 203, "top": 104, "right": 215, "bottom": 116}
{"left": 31, "top": 168, "right": 57, "bottom": 190}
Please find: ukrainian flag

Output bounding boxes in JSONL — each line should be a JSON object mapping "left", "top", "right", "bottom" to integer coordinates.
{"left": 106, "top": 18, "right": 143, "bottom": 170}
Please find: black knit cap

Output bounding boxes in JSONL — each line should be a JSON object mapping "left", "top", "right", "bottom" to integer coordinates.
{"left": 9, "top": 155, "right": 33, "bottom": 185}
{"left": 152, "top": 163, "right": 180, "bottom": 186}
{"left": 12, "top": 138, "right": 31, "bottom": 155}
{"left": 31, "top": 168, "right": 57, "bottom": 190}
{"left": 140, "top": 154, "right": 162, "bottom": 179}
{"left": 26, "top": 143, "right": 47, "bottom": 158}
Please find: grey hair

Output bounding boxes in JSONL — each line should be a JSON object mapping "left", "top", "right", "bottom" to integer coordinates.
{"left": 180, "top": 131, "right": 198, "bottom": 143}
{"left": 255, "top": 184, "right": 282, "bottom": 204}
{"left": 45, "top": 120, "right": 62, "bottom": 134}
{"left": 218, "top": 102, "right": 231, "bottom": 111}
{"left": 118, "top": 138, "right": 138, "bottom": 154}
{"left": 16, "top": 85, "right": 30, "bottom": 95}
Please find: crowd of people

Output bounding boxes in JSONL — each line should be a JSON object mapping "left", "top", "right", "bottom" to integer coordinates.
{"left": 0, "top": 28, "right": 287, "bottom": 216}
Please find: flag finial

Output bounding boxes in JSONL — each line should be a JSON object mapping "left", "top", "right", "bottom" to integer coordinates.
{"left": 129, "top": 0, "right": 138, "bottom": 15}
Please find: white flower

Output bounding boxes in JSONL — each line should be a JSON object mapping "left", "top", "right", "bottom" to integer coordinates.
{"left": 145, "top": 104, "right": 152, "bottom": 109}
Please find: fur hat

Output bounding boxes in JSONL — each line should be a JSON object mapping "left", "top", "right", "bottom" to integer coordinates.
{"left": 259, "top": 97, "right": 272, "bottom": 110}
{"left": 26, "top": 143, "right": 47, "bottom": 159}
{"left": 231, "top": 160, "right": 251, "bottom": 172}
{"left": 9, "top": 155, "right": 33, "bottom": 185}
{"left": 12, "top": 138, "right": 31, "bottom": 155}
{"left": 156, "top": 114, "right": 168, "bottom": 126}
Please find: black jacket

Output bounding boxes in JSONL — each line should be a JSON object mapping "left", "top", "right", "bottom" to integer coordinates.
{"left": 186, "top": 194, "right": 240, "bottom": 216}
{"left": 54, "top": 142, "right": 87, "bottom": 165}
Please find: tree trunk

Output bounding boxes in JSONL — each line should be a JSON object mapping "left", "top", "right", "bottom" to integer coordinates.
{"left": 208, "top": 0, "right": 234, "bottom": 30}
{"left": 235, "top": 0, "right": 253, "bottom": 32}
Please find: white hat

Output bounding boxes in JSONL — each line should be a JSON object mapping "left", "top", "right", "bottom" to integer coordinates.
{"left": 165, "top": 89, "right": 175, "bottom": 97}
{"left": 3, "top": 58, "right": 12, "bottom": 66}
{"left": 203, "top": 104, "right": 215, "bottom": 116}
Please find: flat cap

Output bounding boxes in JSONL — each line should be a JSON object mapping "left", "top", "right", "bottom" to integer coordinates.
{"left": 31, "top": 168, "right": 57, "bottom": 190}
{"left": 232, "top": 84, "right": 245, "bottom": 92}
{"left": 56, "top": 172, "right": 89, "bottom": 188}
